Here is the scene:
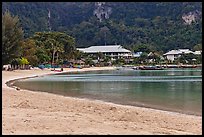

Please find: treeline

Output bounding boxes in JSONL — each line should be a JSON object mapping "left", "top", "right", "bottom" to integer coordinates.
{"left": 2, "top": 2, "right": 202, "bottom": 53}
{"left": 2, "top": 11, "right": 76, "bottom": 69}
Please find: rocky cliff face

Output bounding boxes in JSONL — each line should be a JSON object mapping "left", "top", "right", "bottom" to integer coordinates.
{"left": 182, "top": 10, "right": 202, "bottom": 25}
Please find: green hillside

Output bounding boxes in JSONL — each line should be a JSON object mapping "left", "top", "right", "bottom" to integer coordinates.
{"left": 2, "top": 2, "right": 202, "bottom": 52}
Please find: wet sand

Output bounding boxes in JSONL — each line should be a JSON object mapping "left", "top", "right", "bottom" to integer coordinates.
{"left": 2, "top": 67, "right": 202, "bottom": 135}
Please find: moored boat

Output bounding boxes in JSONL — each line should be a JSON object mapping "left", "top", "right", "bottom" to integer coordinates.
{"left": 180, "top": 65, "right": 197, "bottom": 68}
{"left": 138, "top": 66, "right": 164, "bottom": 70}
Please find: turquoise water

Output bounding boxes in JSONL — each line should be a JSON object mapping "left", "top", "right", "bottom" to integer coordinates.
{"left": 13, "top": 68, "right": 202, "bottom": 115}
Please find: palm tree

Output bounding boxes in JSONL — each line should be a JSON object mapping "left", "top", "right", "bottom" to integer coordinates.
{"left": 32, "top": 32, "right": 75, "bottom": 66}
{"left": 45, "top": 38, "right": 64, "bottom": 66}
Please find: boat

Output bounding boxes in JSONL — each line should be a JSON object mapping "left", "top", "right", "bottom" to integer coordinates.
{"left": 138, "top": 66, "right": 164, "bottom": 70}
{"left": 132, "top": 66, "right": 139, "bottom": 70}
{"left": 179, "top": 65, "right": 197, "bottom": 68}
{"left": 166, "top": 65, "right": 179, "bottom": 68}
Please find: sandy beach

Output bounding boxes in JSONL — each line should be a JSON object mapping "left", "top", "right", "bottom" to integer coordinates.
{"left": 2, "top": 67, "right": 202, "bottom": 135}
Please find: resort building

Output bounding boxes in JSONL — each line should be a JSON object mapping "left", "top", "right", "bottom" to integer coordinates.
{"left": 193, "top": 50, "right": 202, "bottom": 55}
{"left": 163, "top": 49, "right": 197, "bottom": 62}
{"left": 77, "top": 45, "right": 132, "bottom": 61}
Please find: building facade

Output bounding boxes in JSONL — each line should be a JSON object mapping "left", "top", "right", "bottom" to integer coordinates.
{"left": 163, "top": 49, "right": 201, "bottom": 62}
{"left": 77, "top": 45, "right": 132, "bottom": 61}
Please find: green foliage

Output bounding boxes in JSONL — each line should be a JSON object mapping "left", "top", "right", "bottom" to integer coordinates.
{"left": 104, "top": 56, "right": 111, "bottom": 63}
{"left": 21, "top": 39, "right": 38, "bottom": 66}
{"left": 2, "top": 10, "right": 23, "bottom": 68}
{"left": 112, "top": 58, "right": 125, "bottom": 65}
{"left": 31, "top": 31, "right": 75, "bottom": 65}
{"left": 139, "top": 52, "right": 148, "bottom": 64}
{"left": 20, "top": 57, "right": 29, "bottom": 65}
{"left": 176, "top": 53, "right": 201, "bottom": 64}
{"left": 132, "top": 44, "right": 156, "bottom": 53}
{"left": 73, "top": 50, "right": 83, "bottom": 60}
{"left": 35, "top": 48, "right": 51, "bottom": 64}
{"left": 2, "top": 2, "right": 202, "bottom": 53}
{"left": 11, "top": 58, "right": 21, "bottom": 66}
{"left": 85, "top": 57, "right": 95, "bottom": 66}
{"left": 193, "top": 44, "right": 202, "bottom": 51}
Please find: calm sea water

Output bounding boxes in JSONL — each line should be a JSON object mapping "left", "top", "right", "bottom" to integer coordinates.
{"left": 13, "top": 68, "right": 202, "bottom": 115}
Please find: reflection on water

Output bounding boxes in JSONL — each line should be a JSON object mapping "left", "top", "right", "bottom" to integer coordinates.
{"left": 13, "top": 68, "right": 202, "bottom": 115}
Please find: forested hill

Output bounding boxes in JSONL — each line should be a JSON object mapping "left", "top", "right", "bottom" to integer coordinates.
{"left": 2, "top": 2, "right": 202, "bottom": 52}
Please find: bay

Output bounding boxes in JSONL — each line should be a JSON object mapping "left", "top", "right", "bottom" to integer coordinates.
{"left": 13, "top": 68, "right": 202, "bottom": 115}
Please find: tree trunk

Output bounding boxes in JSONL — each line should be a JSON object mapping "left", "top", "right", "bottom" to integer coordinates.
{"left": 56, "top": 52, "right": 59, "bottom": 64}
{"left": 52, "top": 50, "right": 56, "bottom": 66}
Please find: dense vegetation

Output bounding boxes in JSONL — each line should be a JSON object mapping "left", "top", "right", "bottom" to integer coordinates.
{"left": 2, "top": 2, "right": 202, "bottom": 53}
{"left": 2, "top": 11, "right": 24, "bottom": 68}
{"left": 2, "top": 11, "right": 76, "bottom": 68}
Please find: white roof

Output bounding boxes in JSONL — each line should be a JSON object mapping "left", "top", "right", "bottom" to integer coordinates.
{"left": 163, "top": 50, "right": 181, "bottom": 55}
{"left": 193, "top": 50, "right": 202, "bottom": 55}
{"left": 77, "top": 45, "right": 131, "bottom": 53}
{"left": 164, "top": 49, "right": 193, "bottom": 55}
{"left": 179, "top": 49, "right": 193, "bottom": 54}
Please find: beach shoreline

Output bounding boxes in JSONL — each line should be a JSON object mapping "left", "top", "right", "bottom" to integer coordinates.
{"left": 2, "top": 67, "right": 202, "bottom": 135}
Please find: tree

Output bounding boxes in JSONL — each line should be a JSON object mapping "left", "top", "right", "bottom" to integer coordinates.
{"left": 2, "top": 11, "right": 24, "bottom": 68}
{"left": 139, "top": 52, "right": 148, "bottom": 64}
{"left": 21, "top": 39, "right": 38, "bottom": 66}
{"left": 193, "top": 43, "right": 202, "bottom": 51}
{"left": 3, "top": 3, "right": 202, "bottom": 53}
{"left": 72, "top": 50, "right": 83, "bottom": 60}
{"left": 112, "top": 58, "right": 125, "bottom": 66}
{"left": 20, "top": 57, "right": 29, "bottom": 69}
{"left": 100, "top": 26, "right": 110, "bottom": 45}
{"left": 175, "top": 53, "right": 197, "bottom": 64}
{"left": 85, "top": 57, "right": 95, "bottom": 66}
{"left": 44, "top": 38, "right": 64, "bottom": 65}
{"left": 32, "top": 31, "right": 75, "bottom": 66}
{"left": 104, "top": 56, "right": 111, "bottom": 66}
{"left": 132, "top": 44, "right": 155, "bottom": 53}
{"left": 35, "top": 48, "right": 51, "bottom": 65}
{"left": 147, "top": 52, "right": 162, "bottom": 65}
